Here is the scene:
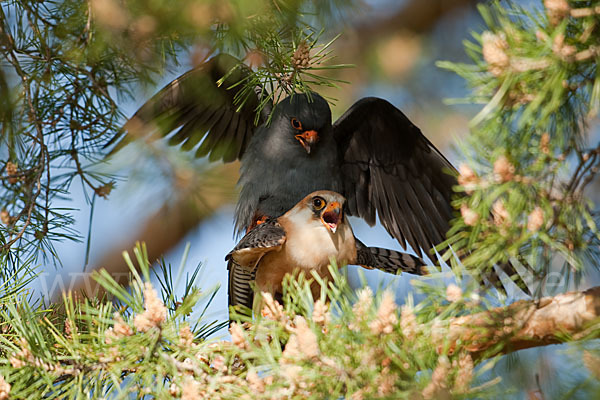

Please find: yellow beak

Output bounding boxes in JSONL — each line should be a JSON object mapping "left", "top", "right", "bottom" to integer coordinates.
{"left": 320, "top": 201, "right": 341, "bottom": 233}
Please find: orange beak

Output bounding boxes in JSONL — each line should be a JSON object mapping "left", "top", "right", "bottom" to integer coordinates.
{"left": 295, "top": 130, "right": 319, "bottom": 154}
{"left": 320, "top": 201, "right": 342, "bottom": 233}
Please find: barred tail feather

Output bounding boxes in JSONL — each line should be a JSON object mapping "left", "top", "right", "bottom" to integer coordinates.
{"left": 355, "top": 239, "right": 427, "bottom": 276}
{"left": 367, "top": 246, "right": 427, "bottom": 275}
{"left": 228, "top": 260, "right": 255, "bottom": 321}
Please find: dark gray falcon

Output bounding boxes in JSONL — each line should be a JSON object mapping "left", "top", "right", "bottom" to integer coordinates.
{"left": 107, "top": 53, "right": 520, "bottom": 311}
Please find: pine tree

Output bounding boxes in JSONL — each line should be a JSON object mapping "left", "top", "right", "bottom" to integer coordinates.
{"left": 0, "top": 0, "right": 599, "bottom": 398}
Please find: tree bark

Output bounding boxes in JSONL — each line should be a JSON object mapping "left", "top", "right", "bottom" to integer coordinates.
{"left": 352, "top": 0, "right": 478, "bottom": 52}
{"left": 444, "top": 286, "right": 600, "bottom": 360}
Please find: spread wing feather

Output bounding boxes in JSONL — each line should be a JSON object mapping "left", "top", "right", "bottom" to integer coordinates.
{"left": 105, "top": 54, "right": 266, "bottom": 162}
{"left": 334, "top": 97, "right": 456, "bottom": 258}
{"left": 334, "top": 98, "right": 531, "bottom": 294}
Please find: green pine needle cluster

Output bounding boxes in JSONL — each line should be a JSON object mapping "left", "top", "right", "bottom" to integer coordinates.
{"left": 0, "top": 244, "right": 509, "bottom": 399}
{"left": 437, "top": 0, "right": 600, "bottom": 295}
{"left": 0, "top": 243, "right": 226, "bottom": 398}
{"left": 1, "top": 244, "right": 599, "bottom": 398}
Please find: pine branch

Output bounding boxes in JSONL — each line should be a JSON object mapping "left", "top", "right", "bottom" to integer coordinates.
{"left": 436, "top": 0, "right": 600, "bottom": 289}
{"left": 0, "top": 7, "right": 48, "bottom": 251}
{"left": 445, "top": 285, "right": 600, "bottom": 361}
{"left": 4, "top": 247, "right": 600, "bottom": 399}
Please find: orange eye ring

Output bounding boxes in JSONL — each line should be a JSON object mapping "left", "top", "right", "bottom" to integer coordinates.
{"left": 312, "top": 197, "right": 325, "bottom": 210}
{"left": 291, "top": 117, "right": 303, "bottom": 131}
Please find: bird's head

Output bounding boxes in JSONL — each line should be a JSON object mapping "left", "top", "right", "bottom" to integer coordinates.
{"left": 299, "top": 190, "right": 345, "bottom": 234}
{"left": 274, "top": 92, "right": 332, "bottom": 155}
{"left": 285, "top": 191, "right": 346, "bottom": 234}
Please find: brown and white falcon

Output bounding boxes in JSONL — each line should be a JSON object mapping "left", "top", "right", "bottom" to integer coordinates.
{"left": 225, "top": 190, "right": 426, "bottom": 303}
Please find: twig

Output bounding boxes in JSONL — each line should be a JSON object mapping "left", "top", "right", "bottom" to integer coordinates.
{"left": 0, "top": 7, "right": 47, "bottom": 251}
{"left": 565, "top": 144, "right": 600, "bottom": 195}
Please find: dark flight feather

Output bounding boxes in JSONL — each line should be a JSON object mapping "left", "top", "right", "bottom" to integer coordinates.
{"left": 333, "top": 97, "right": 456, "bottom": 259}
{"left": 105, "top": 53, "right": 267, "bottom": 162}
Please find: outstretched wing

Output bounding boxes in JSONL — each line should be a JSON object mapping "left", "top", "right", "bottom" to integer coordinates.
{"left": 335, "top": 98, "right": 531, "bottom": 295}
{"left": 106, "top": 53, "right": 269, "bottom": 163}
{"left": 334, "top": 97, "right": 456, "bottom": 258}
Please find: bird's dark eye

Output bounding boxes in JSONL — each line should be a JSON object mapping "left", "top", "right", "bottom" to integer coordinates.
{"left": 291, "top": 117, "right": 303, "bottom": 131}
{"left": 312, "top": 197, "right": 325, "bottom": 210}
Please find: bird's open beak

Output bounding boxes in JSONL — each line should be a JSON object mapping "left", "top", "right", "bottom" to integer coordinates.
{"left": 295, "top": 130, "right": 319, "bottom": 154}
{"left": 321, "top": 201, "right": 342, "bottom": 233}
